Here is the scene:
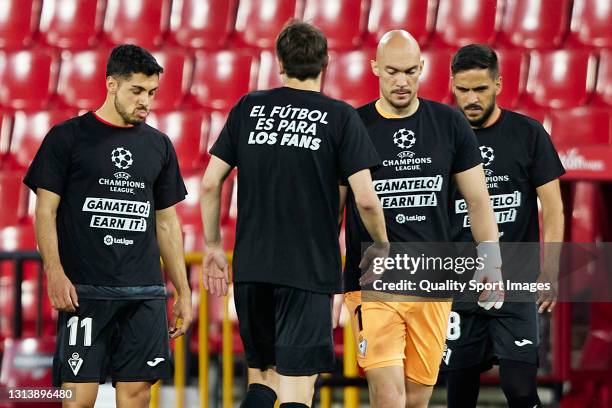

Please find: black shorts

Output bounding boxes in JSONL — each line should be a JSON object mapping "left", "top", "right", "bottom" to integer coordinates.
{"left": 53, "top": 298, "right": 172, "bottom": 387}
{"left": 234, "top": 283, "right": 335, "bottom": 376}
{"left": 440, "top": 301, "right": 539, "bottom": 371}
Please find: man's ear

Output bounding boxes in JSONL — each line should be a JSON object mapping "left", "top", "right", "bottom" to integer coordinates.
{"left": 106, "top": 76, "right": 119, "bottom": 94}
{"left": 371, "top": 59, "right": 379, "bottom": 77}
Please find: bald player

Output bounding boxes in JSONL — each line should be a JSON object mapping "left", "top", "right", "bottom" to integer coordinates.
{"left": 340, "top": 31, "right": 502, "bottom": 408}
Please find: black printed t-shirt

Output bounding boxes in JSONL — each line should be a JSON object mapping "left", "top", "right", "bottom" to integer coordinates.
{"left": 451, "top": 109, "right": 566, "bottom": 243}
{"left": 24, "top": 112, "right": 187, "bottom": 295}
{"left": 210, "top": 87, "right": 380, "bottom": 294}
{"left": 343, "top": 99, "right": 482, "bottom": 292}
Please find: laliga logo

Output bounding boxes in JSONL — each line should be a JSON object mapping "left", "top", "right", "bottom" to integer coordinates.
{"left": 392, "top": 128, "right": 416, "bottom": 150}
{"left": 104, "top": 235, "right": 114, "bottom": 245}
{"left": 111, "top": 147, "right": 133, "bottom": 170}
{"left": 480, "top": 145, "right": 495, "bottom": 167}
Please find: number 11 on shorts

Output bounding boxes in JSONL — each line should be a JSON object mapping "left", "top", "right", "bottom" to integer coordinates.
{"left": 67, "top": 317, "right": 92, "bottom": 347}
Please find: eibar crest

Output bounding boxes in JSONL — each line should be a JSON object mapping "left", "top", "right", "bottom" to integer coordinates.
{"left": 68, "top": 352, "right": 83, "bottom": 376}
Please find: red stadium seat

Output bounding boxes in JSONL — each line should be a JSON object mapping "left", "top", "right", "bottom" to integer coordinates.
{"left": 495, "top": 48, "right": 526, "bottom": 109}
{"left": 0, "top": 50, "right": 58, "bottom": 110}
{"left": 302, "top": 0, "right": 368, "bottom": 50}
{"left": 146, "top": 110, "right": 209, "bottom": 172}
{"left": 593, "top": 50, "right": 612, "bottom": 107}
{"left": 365, "top": 0, "right": 435, "bottom": 47}
{"left": 0, "top": 113, "right": 10, "bottom": 164}
{"left": 324, "top": 50, "right": 379, "bottom": 107}
{"left": 256, "top": 50, "right": 283, "bottom": 90}
{"left": 7, "top": 110, "right": 76, "bottom": 170}
{"left": 169, "top": 0, "right": 238, "bottom": 49}
{"left": 175, "top": 172, "right": 203, "bottom": 252}
{"left": 207, "top": 110, "right": 230, "bottom": 150}
{"left": 103, "top": 0, "right": 170, "bottom": 48}
{"left": 0, "top": 172, "right": 28, "bottom": 227}
{"left": 432, "top": 0, "right": 501, "bottom": 47}
{"left": 419, "top": 49, "right": 452, "bottom": 103}
{"left": 0, "top": 0, "right": 40, "bottom": 50}
{"left": 190, "top": 50, "right": 257, "bottom": 111}
{"left": 549, "top": 108, "right": 611, "bottom": 146}
{"left": 234, "top": 0, "right": 300, "bottom": 48}
{"left": 524, "top": 50, "right": 596, "bottom": 109}
{"left": 152, "top": 49, "right": 193, "bottom": 110}
{"left": 569, "top": 0, "right": 612, "bottom": 48}
{"left": 498, "top": 0, "right": 571, "bottom": 49}
{"left": 38, "top": 0, "right": 104, "bottom": 49}
{"left": 56, "top": 49, "right": 109, "bottom": 110}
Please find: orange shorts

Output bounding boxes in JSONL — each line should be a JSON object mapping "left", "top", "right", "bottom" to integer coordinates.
{"left": 344, "top": 290, "right": 452, "bottom": 386}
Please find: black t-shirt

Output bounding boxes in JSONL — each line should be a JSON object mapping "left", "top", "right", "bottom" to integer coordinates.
{"left": 451, "top": 109, "right": 566, "bottom": 243}
{"left": 210, "top": 87, "right": 380, "bottom": 294}
{"left": 343, "top": 98, "right": 482, "bottom": 292}
{"left": 24, "top": 112, "right": 187, "bottom": 295}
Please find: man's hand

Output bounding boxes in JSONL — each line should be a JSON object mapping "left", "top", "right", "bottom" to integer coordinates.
{"left": 475, "top": 241, "right": 504, "bottom": 310}
{"left": 46, "top": 265, "right": 78, "bottom": 312}
{"left": 359, "top": 242, "right": 390, "bottom": 286}
{"left": 536, "top": 273, "right": 557, "bottom": 313}
{"left": 169, "top": 294, "right": 192, "bottom": 338}
{"left": 203, "top": 247, "right": 229, "bottom": 296}
{"left": 332, "top": 294, "right": 344, "bottom": 329}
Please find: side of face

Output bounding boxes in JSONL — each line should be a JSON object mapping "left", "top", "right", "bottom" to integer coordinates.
{"left": 108, "top": 73, "right": 159, "bottom": 125}
{"left": 371, "top": 46, "right": 423, "bottom": 110}
{"left": 452, "top": 68, "right": 501, "bottom": 127}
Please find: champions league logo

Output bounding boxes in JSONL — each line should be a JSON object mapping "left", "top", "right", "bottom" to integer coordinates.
{"left": 392, "top": 128, "right": 416, "bottom": 151}
{"left": 480, "top": 146, "right": 495, "bottom": 176}
{"left": 111, "top": 147, "right": 133, "bottom": 170}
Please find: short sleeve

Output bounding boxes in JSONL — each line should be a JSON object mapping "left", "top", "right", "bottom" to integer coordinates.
{"left": 530, "top": 124, "right": 566, "bottom": 187}
{"left": 451, "top": 112, "right": 482, "bottom": 174}
{"left": 23, "top": 124, "right": 73, "bottom": 195}
{"left": 338, "top": 107, "right": 381, "bottom": 179}
{"left": 153, "top": 138, "right": 187, "bottom": 210}
{"left": 210, "top": 102, "right": 241, "bottom": 167}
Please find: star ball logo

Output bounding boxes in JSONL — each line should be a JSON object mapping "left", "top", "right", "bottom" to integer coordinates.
{"left": 392, "top": 128, "right": 416, "bottom": 150}
{"left": 480, "top": 145, "right": 495, "bottom": 167}
{"left": 111, "top": 147, "right": 133, "bottom": 170}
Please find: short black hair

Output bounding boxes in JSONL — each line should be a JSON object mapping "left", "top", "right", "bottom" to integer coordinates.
{"left": 276, "top": 21, "right": 328, "bottom": 81}
{"left": 451, "top": 44, "right": 499, "bottom": 79}
{"left": 106, "top": 44, "right": 163, "bottom": 79}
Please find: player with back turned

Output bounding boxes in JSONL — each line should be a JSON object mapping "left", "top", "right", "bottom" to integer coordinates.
{"left": 442, "top": 44, "right": 565, "bottom": 408}
{"left": 200, "top": 21, "right": 388, "bottom": 408}
{"left": 24, "top": 45, "right": 192, "bottom": 408}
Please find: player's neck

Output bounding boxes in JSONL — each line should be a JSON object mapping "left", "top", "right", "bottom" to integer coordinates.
{"left": 376, "top": 97, "right": 419, "bottom": 118}
{"left": 95, "top": 100, "right": 133, "bottom": 128}
{"left": 473, "top": 105, "right": 502, "bottom": 130}
{"left": 282, "top": 76, "right": 321, "bottom": 92}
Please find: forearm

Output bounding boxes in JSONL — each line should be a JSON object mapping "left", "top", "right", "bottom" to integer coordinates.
{"left": 200, "top": 182, "right": 223, "bottom": 248}
{"left": 157, "top": 218, "right": 190, "bottom": 296}
{"left": 542, "top": 206, "right": 564, "bottom": 278}
{"left": 356, "top": 202, "right": 388, "bottom": 244}
{"left": 35, "top": 209, "right": 63, "bottom": 272}
{"left": 466, "top": 196, "right": 499, "bottom": 242}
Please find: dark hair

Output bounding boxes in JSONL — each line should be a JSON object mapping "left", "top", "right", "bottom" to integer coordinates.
{"left": 106, "top": 44, "right": 164, "bottom": 79}
{"left": 276, "top": 21, "right": 328, "bottom": 81}
{"left": 451, "top": 44, "right": 499, "bottom": 78}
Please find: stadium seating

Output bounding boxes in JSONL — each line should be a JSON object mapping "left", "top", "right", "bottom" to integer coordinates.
{"left": 56, "top": 49, "right": 109, "bottom": 110}
{"left": 0, "top": 172, "right": 27, "bottom": 227}
{"left": 38, "top": 0, "right": 103, "bottom": 49}
{"left": 0, "top": 50, "right": 58, "bottom": 110}
{"left": 0, "top": 337, "right": 56, "bottom": 395}
{"left": 234, "top": 0, "right": 300, "bottom": 48}
{"left": 168, "top": 0, "right": 238, "bottom": 49}
{"left": 498, "top": 0, "right": 571, "bottom": 49}
{"left": 365, "top": 0, "right": 435, "bottom": 47}
{"left": 103, "top": 0, "right": 170, "bottom": 48}
{"left": 523, "top": 50, "right": 596, "bottom": 109}
{"left": 7, "top": 110, "right": 76, "bottom": 170}
{"left": 175, "top": 172, "right": 203, "bottom": 252}
{"left": 207, "top": 110, "right": 230, "bottom": 149}
{"left": 419, "top": 49, "right": 453, "bottom": 103}
{"left": 0, "top": 0, "right": 40, "bottom": 50}
{"left": 324, "top": 50, "right": 379, "bottom": 107}
{"left": 302, "top": 0, "right": 367, "bottom": 50}
{"left": 569, "top": 0, "right": 612, "bottom": 49}
{"left": 432, "top": 0, "right": 500, "bottom": 48}
{"left": 256, "top": 50, "right": 284, "bottom": 90}
{"left": 152, "top": 49, "right": 193, "bottom": 110}
{"left": 593, "top": 49, "right": 612, "bottom": 107}
{"left": 190, "top": 50, "right": 257, "bottom": 111}
{"left": 549, "top": 108, "right": 611, "bottom": 146}
{"left": 147, "top": 110, "right": 210, "bottom": 172}
{"left": 495, "top": 48, "right": 526, "bottom": 109}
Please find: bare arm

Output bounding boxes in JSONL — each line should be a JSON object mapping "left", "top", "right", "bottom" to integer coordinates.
{"left": 454, "top": 165, "right": 498, "bottom": 242}
{"left": 536, "top": 179, "right": 564, "bottom": 312}
{"left": 35, "top": 188, "right": 78, "bottom": 312}
{"left": 339, "top": 185, "right": 348, "bottom": 227}
{"left": 347, "top": 169, "right": 388, "bottom": 244}
{"left": 156, "top": 206, "right": 192, "bottom": 338}
{"left": 200, "top": 156, "right": 233, "bottom": 296}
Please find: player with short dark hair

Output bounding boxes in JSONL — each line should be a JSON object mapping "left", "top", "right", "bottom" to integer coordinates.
{"left": 24, "top": 44, "right": 191, "bottom": 408}
{"left": 442, "top": 44, "right": 565, "bottom": 408}
{"left": 200, "top": 21, "right": 388, "bottom": 408}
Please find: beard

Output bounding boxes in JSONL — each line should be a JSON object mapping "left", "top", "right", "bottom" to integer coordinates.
{"left": 464, "top": 101, "right": 496, "bottom": 128}
{"left": 114, "top": 97, "right": 145, "bottom": 125}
